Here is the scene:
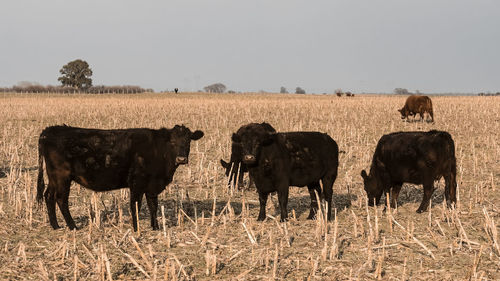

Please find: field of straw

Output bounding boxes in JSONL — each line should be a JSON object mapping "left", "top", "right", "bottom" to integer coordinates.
{"left": 0, "top": 92, "right": 498, "bottom": 280}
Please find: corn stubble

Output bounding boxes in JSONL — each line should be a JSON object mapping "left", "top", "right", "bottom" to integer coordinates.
{"left": 0, "top": 92, "right": 499, "bottom": 280}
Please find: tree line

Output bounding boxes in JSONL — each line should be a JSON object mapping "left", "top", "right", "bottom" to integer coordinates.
{"left": 0, "top": 83, "right": 152, "bottom": 94}
{"left": 0, "top": 59, "right": 151, "bottom": 94}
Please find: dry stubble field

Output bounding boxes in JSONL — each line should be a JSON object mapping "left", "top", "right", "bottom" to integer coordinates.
{"left": 0, "top": 92, "right": 499, "bottom": 280}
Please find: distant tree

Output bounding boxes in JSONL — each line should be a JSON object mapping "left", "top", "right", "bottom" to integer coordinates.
{"left": 174, "top": 88, "right": 179, "bottom": 93}
{"left": 227, "top": 90, "right": 236, "bottom": 94}
{"left": 295, "top": 87, "right": 306, "bottom": 94}
{"left": 394, "top": 88, "right": 410, "bottom": 95}
{"left": 335, "top": 89, "right": 343, "bottom": 97}
{"left": 203, "top": 83, "right": 226, "bottom": 93}
{"left": 280, "top": 86, "right": 288, "bottom": 94}
{"left": 58, "top": 59, "right": 93, "bottom": 90}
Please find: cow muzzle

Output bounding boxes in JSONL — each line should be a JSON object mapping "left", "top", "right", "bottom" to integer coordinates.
{"left": 175, "top": 156, "right": 188, "bottom": 165}
{"left": 243, "top": 154, "right": 256, "bottom": 164}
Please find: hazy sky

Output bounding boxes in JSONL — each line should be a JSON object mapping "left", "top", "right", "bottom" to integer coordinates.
{"left": 1, "top": 0, "right": 499, "bottom": 93}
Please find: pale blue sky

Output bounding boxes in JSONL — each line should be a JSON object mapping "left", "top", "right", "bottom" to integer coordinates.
{"left": 1, "top": 0, "right": 499, "bottom": 93}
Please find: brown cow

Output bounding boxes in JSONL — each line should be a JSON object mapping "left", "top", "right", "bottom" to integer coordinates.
{"left": 398, "top": 95, "right": 434, "bottom": 122}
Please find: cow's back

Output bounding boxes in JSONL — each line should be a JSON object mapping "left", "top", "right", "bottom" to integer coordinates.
{"left": 278, "top": 132, "right": 339, "bottom": 186}
{"left": 404, "top": 95, "right": 432, "bottom": 112}
{"left": 374, "top": 130, "right": 454, "bottom": 183}
{"left": 39, "top": 126, "right": 150, "bottom": 190}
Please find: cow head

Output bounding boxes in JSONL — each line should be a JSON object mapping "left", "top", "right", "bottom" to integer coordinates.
{"left": 398, "top": 108, "right": 408, "bottom": 119}
{"left": 232, "top": 124, "right": 276, "bottom": 166}
{"left": 168, "top": 125, "right": 204, "bottom": 165}
{"left": 360, "top": 170, "right": 383, "bottom": 206}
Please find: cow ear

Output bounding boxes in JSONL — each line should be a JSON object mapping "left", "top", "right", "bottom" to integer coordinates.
{"left": 262, "top": 133, "right": 276, "bottom": 146}
{"left": 220, "top": 159, "right": 229, "bottom": 169}
{"left": 376, "top": 158, "right": 385, "bottom": 169}
{"left": 191, "top": 130, "right": 204, "bottom": 140}
{"left": 397, "top": 109, "right": 402, "bottom": 113}
{"left": 261, "top": 122, "right": 275, "bottom": 132}
{"left": 361, "top": 170, "right": 368, "bottom": 180}
{"left": 231, "top": 133, "right": 241, "bottom": 143}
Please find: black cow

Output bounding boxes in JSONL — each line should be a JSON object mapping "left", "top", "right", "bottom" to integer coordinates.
{"left": 361, "top": 130, "right": 456, "bottom": 212}
{"left": 220, "top": 122, "right": 276, "bottom": 189}
{"left": 36, "top": 124, "right": 204, "bottom": 231}
{"left": 232, "top": 123, "right": 339, "bottom": 221}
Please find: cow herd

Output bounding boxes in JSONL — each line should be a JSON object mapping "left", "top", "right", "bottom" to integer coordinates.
{"left": 36, "top": 95, "right": 456, "bottom": 231}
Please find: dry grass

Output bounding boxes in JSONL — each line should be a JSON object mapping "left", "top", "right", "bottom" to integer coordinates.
{"left": 0, "top": 92, "right": 499, "bottom": 280}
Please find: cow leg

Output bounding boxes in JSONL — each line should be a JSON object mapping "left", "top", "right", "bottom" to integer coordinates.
{"left": 391, "top": 183, "right": 402, "bottom": 209}
{"left": 236, "top": 163, "right": 244, "bottom": 189}
{"left": 307, "top": 182, "right": 322, "bottom": 220}
{"left": 145, "top": 194, "right": 159, "bottom": 230}
{"left": 55, "top": 179, "right": 77, "bottom": 230}
{"left": 445, "top": 164, "right": 457, "bottom": 208}
{"left": 277, "top": 187, "right": 289, "bottom": 222}
{"left": 417, "top": 179, "right": 434, "bottom": 213}
{"left": 229, "top": 166, "right": 236, "bottom": 189}
{"left": 322, "top": 173, "right": 337, "bottom": 221}
{"left": 44, "top": 183, "right": 59, "bottom": 229}
{"left": 130, "top": 190, "right": 144, "bottom": 232}
{"left": 257, "top": 191, "right": 269, "bottom": 221}
{"left": 248, "top": 175, "right": 255, "bottom": 189}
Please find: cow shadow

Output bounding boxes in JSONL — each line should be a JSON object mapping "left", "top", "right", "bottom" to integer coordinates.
{"left": 154, "top": 199, "right": 258, "bottom": 226}
{"left": 68, "top": 191, "right": 359, "bottom": 229}
{"left": 153, "top": 191, "right": 358, "bottom": 224}
{"left": 384, "top": 184, "right": 445, "bottom": 208}
{"left": 404, "top": 118, "right": 433, "bottom": 124}
{"left": 289, "top": 192, "right": 357, "bottom": 219}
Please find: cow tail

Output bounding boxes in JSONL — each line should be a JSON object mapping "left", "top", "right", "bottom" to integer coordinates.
{"left": 428, "top": 98, "right": 434, "bottom": 121}
{"left": 36, "top": 139, "right": 45, "bottom": 204}
{"left": 450, "top": 134, "right": 457, "bottom": 175}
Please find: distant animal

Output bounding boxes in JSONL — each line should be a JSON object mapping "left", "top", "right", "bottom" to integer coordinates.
{"left": 220, "top": 122, "right": 276, "bottom": 189}
{"left": 360, "top": 130, "right": 456, "bottom": 212}
{"left": 398, "top": 95, "right": 434, "bottom": 122}
{"left": 36, "top": 124, "right": 204, "bottom": 231}
{"left": 232, "top": 123, "right": 339, "bottom": 221}
{"left": 174, "top": 88, "right": 179, "bottom": 94}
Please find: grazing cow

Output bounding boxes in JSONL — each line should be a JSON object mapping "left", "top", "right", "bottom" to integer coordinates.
{"left": 36, "top": 124, "right": 204, "bottom": 231}
{"left": 398, "top": 95, "right": 434, "bottom": 122}
{"left": 220, "top": 122, "right": 276, "bottom": 189}
{"left": 232, "top": 123, "right": 339, "bottom": 221}
{"left": 360, "top": 130, "right": 456, "bottom": 213}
